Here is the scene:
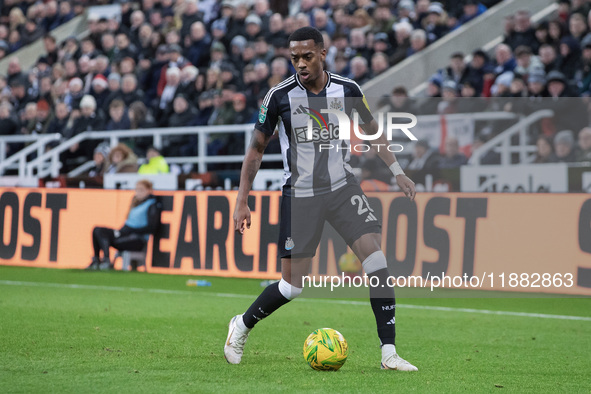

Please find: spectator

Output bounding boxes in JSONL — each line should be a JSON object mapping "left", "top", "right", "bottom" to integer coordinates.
{"left": 186, "top": 21, "right": 212, "bottom": 68}
{"left": 504, "top": 9, "right": 538, "bottom": 52}
{"left": 471, "top": 135, "right": 500, "bottom": 165}
{"left": 577, "top": 127, "right": 591, "bottom": 161}
{"left": 21, "top": 19, "right": 45, "bottom": 46}
{"left": 371, "top": 52, "right": 390, "bottom": 77}
{"left": 106, "top": 143, "right": 138, "bottom": 174}
{"left": 101, "top": 33, "right": 117, "bottom": 62}
{"left": 6, "top": 57, "right": 24, "bottom": 86}
{"left": 129, "top": 101, "right": 155, "bottom": 130}
{"left": 10, "top": 77, "right": 33, "bottom": 113}
{"left": 42, "top": 34, "right": 59, "bottom": 66}
{"left": 46, "top": 101, "right": 70, "bottom": 136}
{"left": 439, "top": 136, "right": 468, "bottom": 168}
{"left": 157, "top": 66, "right": 181, "bottom": 123}
{"left": 539, "top": 44, "right": 559, "bottom": 74}
{"left": 106, "top": 99, "right": 131, "bottom": 131}
{"left": 267, "top": 13, "right": 288, "bottom": 46}
{"left": 390, "top": 21, "right": 413, "bottom": 65}
{"left": 157, "top": 44, "right": 191, "bottom": 97}
{"left": 65, "top": 77, "right": 85, "bottom": 110}
{"left": 87, "top": 179, "right": 160, "bottom": 270}
{"left": 138, "top": 146, "right": 170, "bottom": 174}
{"left": 42, "top": 1, "right": 60, "bottom": 32}
{"left": 180, "top": 0, "right": 203, "bottom": 41}
{"left": 456, "top": 0, "right": 485, "bottom": 27}
{"left": 406, "top": 139, "right": 440, "bottom": 185}
{"left": 568, "top": 12, "right": 588, "bottom": 42}
{"left": 514, "top": 46, "right": 543, "bottom": 77}
{"left": 167, "top": 94, "right": 198, "bottom": 128}
{"left": 58, "top": 1, "right": 75, "bottom": 25}
{"left": 535, "top": 21, "right": 552, "bottom": 47}
{"left": 87, "top": 143, "right": 110, "bottom": 177}
{"left": 349, "top": 56, "right": 371, "bottom": 85}
{"left": 494, "top": 43, "right": 516, "bottom": 74}
{"left": 120, "top": 74, "right": 145, "bottom": 107}
{"left": 533, "top": 135, "right": 557, "bottom": 163}
{"left": 408, "top": 29, "right": 427, "bottom": 56}
{"left": 0, "top": 101, "right": 19, "bottom": 149}
{"left": 554, "top": 130, "right": 577, "bottom": 162}
{"left": 386, "top": 86, "right": 417, "bottom": 113}
{"left": 164, "top": 94, "right": 198, "bottom": 156}
{"left": 423, "top": 3, "right": 449, "bottom": 42}
{"left": 546, "top": 70, "right": 569, "bottom": 97}
{"left": 464, "top": 49, "right": 490, "bottom": 94}
{"left": 440, "top": 52, "right": 470, "bottom": 86}
{"left": 527, "top": 68, "right": 546, "bottom": 97}
{"left": 32, "top": 99, "right": 52, "bottom": 134}
{"left": 558, "top": 36, "right": 582, "bottom": 81}
{"left": 578, "top": 35, "right": 591, "bottom": 94}
{"left": 231, "top": 93, "right": 254, "bottom": 124}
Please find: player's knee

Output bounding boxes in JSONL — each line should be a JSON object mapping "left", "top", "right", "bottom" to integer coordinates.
{"left": 362, "top": 250, "right": 387, "bottom": 274}
{"left": 278, "top": 278, "right": 303, "bottom": 300}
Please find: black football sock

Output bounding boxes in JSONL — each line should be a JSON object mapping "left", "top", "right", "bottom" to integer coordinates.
{"left": 242, "top": 282, "right": 291, "bottom": 329}
{"left": 368, "top": 268, "right": 396, "bottom": 346}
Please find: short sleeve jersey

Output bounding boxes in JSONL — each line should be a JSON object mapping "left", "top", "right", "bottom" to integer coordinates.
{"left": 255, "top": 71, "right": 374, "bottom": 197}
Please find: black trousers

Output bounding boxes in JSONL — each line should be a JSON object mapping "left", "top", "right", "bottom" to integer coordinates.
{"left": 92, "top": 227, "right": 146, "bottom": 261}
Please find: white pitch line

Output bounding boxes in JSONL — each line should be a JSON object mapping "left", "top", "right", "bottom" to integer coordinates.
{"left": 1, "top": 280, "right": 590, "bottom": 322}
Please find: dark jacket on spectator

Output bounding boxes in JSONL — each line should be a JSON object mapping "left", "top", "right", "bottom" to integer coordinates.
{"left": 186, "top": 36, "right": 211, "bottom": 68}
{"left": 504, "top": 28, "right": 539, "bottom": 53}
{"left": 106, "top": 111, "right": 131, "bottom": 131}
{"left": 557, "top": 36, "right": 582, "bottom": 81}
{"left": 46, "top": 116, "right": 70, "bottom": 137}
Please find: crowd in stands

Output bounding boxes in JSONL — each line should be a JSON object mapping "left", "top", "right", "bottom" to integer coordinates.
{"left": 0, "top": 0, "right": 505, "bottom": 176}
{"left": 408, "top": 2, "right": 591, "bottom": 172}
{"left": 2, "top": 0, "right": 591, "bottom": 186}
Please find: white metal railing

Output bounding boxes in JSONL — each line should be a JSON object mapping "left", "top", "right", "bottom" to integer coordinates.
{"left": 0, "top": 134, "right": 62, "bottom": 175}
{"left": 25, "top": 124, "right": 283, "bottom": 178}
{"left": 14, "top": 112, "right": 523, "bottom": 178}
{"left": 469, "top": 110, "right": 554, "bottom": 165}
{"left": 413, "top": 111, "right": 518, "bottom": 124}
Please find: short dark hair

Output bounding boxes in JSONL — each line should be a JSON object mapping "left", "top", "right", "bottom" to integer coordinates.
{"left": 288, "top": 27, "right": 324, "bottom": 48}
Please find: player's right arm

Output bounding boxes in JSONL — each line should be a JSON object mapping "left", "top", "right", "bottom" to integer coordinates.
{"left": 234, "top": 88, "right": 280, "bottom": 233}
{"left": 234, "top": 129, "right": 271, "bottom": 234}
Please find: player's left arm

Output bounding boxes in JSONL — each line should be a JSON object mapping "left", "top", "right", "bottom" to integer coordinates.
{"left": 360, "top": 120, "right": 416, "bottom": 201}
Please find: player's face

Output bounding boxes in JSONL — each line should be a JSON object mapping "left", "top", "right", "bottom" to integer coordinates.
{"left": 289, "top": 39, "right": 326, "bottom": 84}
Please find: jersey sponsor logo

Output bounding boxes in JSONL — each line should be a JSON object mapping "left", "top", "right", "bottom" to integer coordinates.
{"left": 259, "top": 105, "right": 268, "bottom": 123}
{"left": 294, "top": 124, "right": 340, "bottom": 143}
{"left": 285, "top": 237, "right": 295, "bottom": 250}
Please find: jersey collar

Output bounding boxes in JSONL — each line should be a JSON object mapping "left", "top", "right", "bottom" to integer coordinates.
{"left": 296, "top": 71, "right": 332, "bottom": 91}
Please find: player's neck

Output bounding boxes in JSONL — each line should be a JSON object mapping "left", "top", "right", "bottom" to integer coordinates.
{"left": 301, "top": 70, "right": 328, "bottom": 95}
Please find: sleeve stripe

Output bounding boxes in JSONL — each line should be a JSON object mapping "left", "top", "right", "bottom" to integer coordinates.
{"left": 263, "top": 75, "right": 296, "bottom": 107}
{"left": 330, "top": 74, "right": 364, "bottom": 96}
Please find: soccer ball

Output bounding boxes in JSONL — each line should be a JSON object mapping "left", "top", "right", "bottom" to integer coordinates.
{"left": 303, "top": 328, "right": 349, "bottom": 371}
{"left": 338, "top": 252, "right": 362, "bottom": 274}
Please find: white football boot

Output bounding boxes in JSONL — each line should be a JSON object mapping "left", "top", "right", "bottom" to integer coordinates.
{"left": 381, "top": 345, "right": 418, "bottom": 371}
{"left": 224, "top": 314, "right": 251, "bottom": 364}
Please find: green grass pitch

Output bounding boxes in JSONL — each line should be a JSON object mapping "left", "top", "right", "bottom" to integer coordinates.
{"left": 1, "top": 266, "right": 590, "bottom": 393}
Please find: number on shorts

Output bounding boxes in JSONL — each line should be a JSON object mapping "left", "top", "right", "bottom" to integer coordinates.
{"left": 351, "top": 195, "right": 374, "bottom": 216}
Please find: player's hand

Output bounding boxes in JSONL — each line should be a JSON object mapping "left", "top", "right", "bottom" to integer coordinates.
{"left": 396, "top": 174, "right": 416, "bottom": 201}
{"left": 233, "top": 202, "right": 251, "bottom": 234}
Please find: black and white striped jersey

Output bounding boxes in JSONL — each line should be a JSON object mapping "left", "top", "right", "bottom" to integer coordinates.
{"left": 255, "top": 71, "right": 374, "bottom": 197}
